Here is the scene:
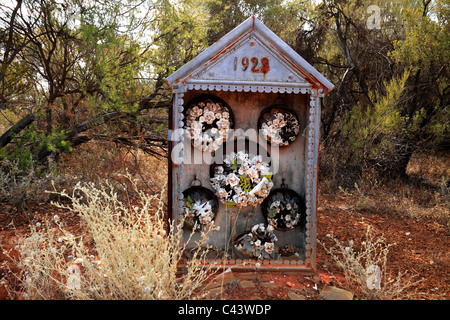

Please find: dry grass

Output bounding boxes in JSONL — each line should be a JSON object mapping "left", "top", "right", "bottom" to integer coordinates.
{"left": 328, "top": 150, "right": 450, "bottom": 231}
{"left": 2, "top": 143, "right": 447, "bottom": 300}
{"left": 403, "top": 150, "right": 450, "bottom": 227}
{"left": 318, "top": 150, "right": 449, "bottom": 300}
{"left": 4, "top": 175, "right": 217, "bottom": 300}
{"left": 59, "top": 141, "right": 168, "bottom": 194}
{"left": 0, "top": 159, "right": 53, "bottom": 218}
{"left": 319, "top": 226, "right": 425, "bottom": 300}
{"left": 406, "top": 151, "right": 450, "bottom": 185}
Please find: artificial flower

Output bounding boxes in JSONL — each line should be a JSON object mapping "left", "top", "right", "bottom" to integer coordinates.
{"left": 210, "top": 150, "right": 274, "bottom": 208}
{"left": 234, "top": 223, "right": 279, "bottom": 260}
{"left": 266, "top": 191, "right": 302, "bottom": 230}
{"left": 260, "top": 109, "right": 300, "bottom": 146}
{"left": 182, "top": 194, "right": 216, "bottom": 231}
{"left": 184, "top": 99, "right": 233, "bottom": 152}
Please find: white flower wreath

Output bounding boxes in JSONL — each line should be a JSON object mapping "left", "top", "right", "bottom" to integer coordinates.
{"left": 234, "top": 223, "right": 279, "bottom": 260}
{"left": 260, "top": 110, "right": 300, "bottom": 146}
{"left": 182, "top": 195, "right": 215, "bottom": 231}
{"left": 267, "top": 192, "right": 302, "bottom": 230}
{"left": 184, "top": 99, "right": 232, "bottom": 152}
{"left": 210, "top": 151, "right": 274, "bottom": 208}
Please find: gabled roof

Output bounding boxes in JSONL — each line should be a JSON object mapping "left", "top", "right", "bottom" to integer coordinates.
{"left": 165, "top": 16, "right": 334, "bottom": 95}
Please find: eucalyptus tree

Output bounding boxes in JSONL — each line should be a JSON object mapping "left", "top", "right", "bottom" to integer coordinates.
{"left": 0, "top": 0, "right": 172, "bottom": 166}
{"left": 307, "top": 0, "right": 449, "bottom": 183}
{"left": 1, "top": 0, "right": 447, "bottom": 183}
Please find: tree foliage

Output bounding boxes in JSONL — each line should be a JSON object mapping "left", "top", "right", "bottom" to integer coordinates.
{"left": 0, "top": 0, "right": 172, "bottom": 167}
{"left": 312, "top": 0, "right": 449, "bottom": 183}
{"left": 0, "top": 0, "right": 448, "bottom": 185}
{"left": 342, "top": 69, "right": 428, "bottom": 175}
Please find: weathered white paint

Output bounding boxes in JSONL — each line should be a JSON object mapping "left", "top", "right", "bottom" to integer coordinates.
{"left": 166, "top": 16, "right": 333, "bottom": 271}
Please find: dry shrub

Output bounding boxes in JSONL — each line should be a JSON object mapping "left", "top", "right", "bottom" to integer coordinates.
{"left": 5, "top": 176, "right": 216, "bottom": 300}
{"left": 60, "top": 141, "right": 167, "bottom": 195}
{"left": 324, "top": 150, "right": 450, "bottom": 231}
{"left": 355, "top": 175, "right": 449, "bottom": 230}
{"left": 0, "top": 159, "right": 52, "bottom": 218}
{"left": 320, "top": 226, "right": 425, "bottom": 300}
{"left": 406, "top": 151, "right": 450, "bottom": 185}
{"left": 319, "top": 139, "right": 362, "bottom": 192}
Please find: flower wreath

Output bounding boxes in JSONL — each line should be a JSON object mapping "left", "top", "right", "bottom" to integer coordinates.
{"left": 259, "top": 107, "right": 300, "bottom": 146}
{"left": 184, "top": 98, "right": 233, "bottom": 152}
{"left": 233, "top": 223, "right": 279, "bottom": 260}
{"left": 210, "top": 150, "right": 274, "bottom": 208}
{"left": 181, "top": 188, "right": 217, "bottom": 231}
{"left": 264, "top": 190, "right": 303, "bottom": 230}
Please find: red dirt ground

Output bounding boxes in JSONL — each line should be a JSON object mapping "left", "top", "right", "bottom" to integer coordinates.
{"left": 217, "top": 192, "right": 449, "bottom": 300}
{"left": 1, "top": 188, "right": 449, "bottom": 300}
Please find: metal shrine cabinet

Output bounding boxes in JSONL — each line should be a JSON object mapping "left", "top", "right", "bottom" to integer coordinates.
{"left": 165, "top": 16, "right": 334, "bottom": 272}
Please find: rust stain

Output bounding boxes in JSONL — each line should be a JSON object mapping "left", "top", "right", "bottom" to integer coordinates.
{"left": 164, "top": 78, "right": 173, "bottom": 93}
{"left": 180, "top": 30, "right": 252, "bottom": 85}
{"left": 250, "top": 57, "right": 259, "bottom": 72}
{"left": 192, "top": 260, "right": 314, "bottom": 273}
{"left": 210, "top": 31, "right": 250, "bottom": 62}
{"left": 245, "top": 56, "right": 270, "bottom": 78}
{"left": 253, "top": 29, "right": 327, "bottom": 91}
{"left": 260, "top": 56, "right": 270, "bottom": 77}
{"left": 174, "top": 26, "right": 331, "bottom": 94}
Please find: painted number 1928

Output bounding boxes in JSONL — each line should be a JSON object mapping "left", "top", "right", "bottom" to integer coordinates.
{"left": 234, "top": 56, "right": 270, "bottom": 74}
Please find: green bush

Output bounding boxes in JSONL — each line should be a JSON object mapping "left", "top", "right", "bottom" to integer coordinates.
{"left": 342, "top": 70, "right": 426, "bottom": 176}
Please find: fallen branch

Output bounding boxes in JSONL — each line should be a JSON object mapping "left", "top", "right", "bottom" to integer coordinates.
{"left": 0, "top": 113, "right": 35, "bottom": 148}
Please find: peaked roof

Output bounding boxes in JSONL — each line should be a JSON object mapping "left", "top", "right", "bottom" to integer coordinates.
{"left": 165, "top": 16, "right": 334, "bottom": 95}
